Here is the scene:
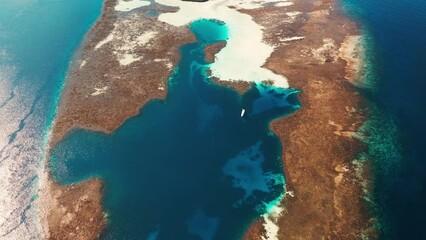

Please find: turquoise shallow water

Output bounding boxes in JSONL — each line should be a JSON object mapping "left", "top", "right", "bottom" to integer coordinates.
{"left": 0, "top": 0, "right": 103, "bottom": 237}
{"left": 50, "top": 19, "right": 300, "bottom": 239}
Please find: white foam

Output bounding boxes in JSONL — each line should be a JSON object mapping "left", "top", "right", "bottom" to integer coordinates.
{"left": 0, "top": 66, "right": 48, "bottom": 239}
{"left": 114, "top": 0, "right": 151, "bottom": 12}
{"left": 155, "top": 0, "right": 289, "bottom": 88}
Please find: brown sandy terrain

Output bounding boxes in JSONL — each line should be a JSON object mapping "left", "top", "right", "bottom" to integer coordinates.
{"left": 43, "top": 0, "right": 376, "bottom": 239}
{"left": 50, "top": 0, "right": 193, "bottom": 147}
{"left": 237, "top": 0, "right": 377, "bottom": 239}
{"left": 44, "top": 178, "right": 106, "bottom": 240}
{"left": 204, "top": 41, "right": 226, "bottom": 63}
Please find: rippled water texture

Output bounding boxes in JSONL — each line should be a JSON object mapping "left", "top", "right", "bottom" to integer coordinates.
{"left": 0, "top": 0, "right": 103, "bottom": 238}
{"left": 50, "top": 19, "right": 300, "bottom": 240}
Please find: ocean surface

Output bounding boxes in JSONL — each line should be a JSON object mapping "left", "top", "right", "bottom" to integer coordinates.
{"left": 0, "top": 0, "right": 103, "bottom": 238}
{"left": 50, "top": 19, "right": 300, "bottom": 240}
{"left": 342, "top": 0, "right": 426, "bottom": 238}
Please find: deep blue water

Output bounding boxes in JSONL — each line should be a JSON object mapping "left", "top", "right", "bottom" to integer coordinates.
{"left": 50, "top": 19, "right": 300, "bottom": 240}
{"left": 0, "top": 0, "right": 103, "bottom": 237}
{"left": 342, "top": 0, "right": 426, "bottom": 238}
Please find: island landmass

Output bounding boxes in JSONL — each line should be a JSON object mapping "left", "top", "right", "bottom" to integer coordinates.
{"left": 41, "top": 0, "right": 377, "bottom": 239}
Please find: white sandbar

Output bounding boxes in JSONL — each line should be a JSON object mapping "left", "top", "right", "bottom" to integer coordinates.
{"left": 261, "top": 191, "right": 287, "bottom": 240}
{"left": 115, "top": 0, "right": 150, "bottom": 12}
{"left": 155, "top": 0, "right": 289, "bottom": 88}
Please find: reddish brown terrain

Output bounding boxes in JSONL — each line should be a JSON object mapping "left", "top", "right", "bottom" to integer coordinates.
{"left": 50, "top": 0, "right": 193, "bottom": 147}
{"left": 241, "top": 0, "right": 377, "bottom": 239}
{"left": 43, "top": 178, "right": 106, "bottom": 240}
{"left": 43, "top": 0, "right": 376, "bottom": 239}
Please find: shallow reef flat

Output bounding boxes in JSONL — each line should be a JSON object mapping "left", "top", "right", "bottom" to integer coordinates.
{"left": 42, "top": 0, "right": 376, "bottom": 239}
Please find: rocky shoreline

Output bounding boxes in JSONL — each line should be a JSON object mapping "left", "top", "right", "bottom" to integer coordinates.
{"left": 42, "top": 0, "right": 376, "bottom": 239}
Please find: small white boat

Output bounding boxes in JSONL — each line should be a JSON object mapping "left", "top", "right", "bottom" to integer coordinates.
{"left": 240, "top": 108, "right": 245, "bottom": 117}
